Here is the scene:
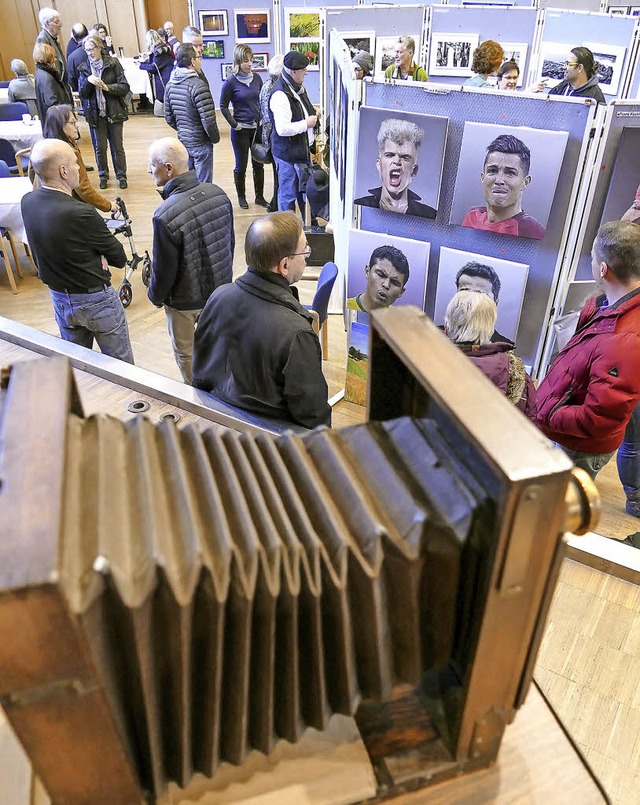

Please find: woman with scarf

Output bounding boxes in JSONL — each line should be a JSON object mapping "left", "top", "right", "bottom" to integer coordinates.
{"left": 220, "top": 44, "right": 266, "bottom": 209}
{"left": 78, "top": 35, "right": 130, "bottom": 190}
{"left": 33, "top": 42, "right": 70, "bottom": 122}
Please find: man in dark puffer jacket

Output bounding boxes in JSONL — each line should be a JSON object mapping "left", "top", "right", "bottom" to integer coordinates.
{"left": 147, "top": 138, "right": 234, "bottom": 384}
{"left": 164, "top": 43, "right": 220, "bottom": 183}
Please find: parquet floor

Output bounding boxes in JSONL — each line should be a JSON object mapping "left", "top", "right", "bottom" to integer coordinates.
{"left": 0, "top": 113, "right": 638, "bottom": 805}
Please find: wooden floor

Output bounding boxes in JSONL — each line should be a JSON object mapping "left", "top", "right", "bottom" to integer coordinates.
{"left": 0, "top": 113, "right": 639, "bottom": 805}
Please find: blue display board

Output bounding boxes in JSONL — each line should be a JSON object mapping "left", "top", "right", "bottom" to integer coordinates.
{"left": 359, "top": 82, "right": 595, "bottom": 371}
{"left": 428, "top": 5, "right": 538, "bottom": 87}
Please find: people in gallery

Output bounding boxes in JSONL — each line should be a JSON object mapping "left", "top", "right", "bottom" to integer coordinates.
{"left": 536, "top": 220, "right": 640, "bottom": 480}
{"left": 352, "top": 50, "right": 373, "bottom": 80}
{"left": 462, "top": 134, "right": 546, "bottom": 239}
{"left": 138, "top": 29, "right": 175, "bottom": 106}
{"left": 444, "top": 290, "right": 536, "bottom": 419}
{"left": 192, "top": 212, "right": 331, "bottom": 429}
{"left": 455, "top": 262, "right": 513, "bottom": 344}
{"left": 384, "top": 36, "right": 428, "bottom": 82}
{"left": 33, "top": 42, "right": 72, "bottom": 123}
{"left": 497, "top": 60, "right": 519, "bottom": 91}
{"left": 535, "top": 46, "right": 606, "bottom": 105}
{"left": 36, "top": 6, "right": 72, "bottom": 97}
{"left": 220, "top": 44, "right": 267, "bottom": 210}
{"left": 347, "top": 245, "right": 410, "bottom": 318}
{"left": 463, "top": 40, "right": 504, "bottom": 89}
{"left": 354, "top": 118, "right": 436, "bottom": 218}
{"left": 147, "top": 138, "right": 234, "bottom": 385}
{"left": 7, "top": 59, "right": 38, "bottom": 117}
{"left": 21, "top": 139, "right": 134, "bottom": 363}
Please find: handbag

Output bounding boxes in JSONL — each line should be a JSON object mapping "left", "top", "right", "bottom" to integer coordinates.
{"left": 152, "top": 61, "right": 165, "bottom": 117}
{"left": 250, "top": 122, "right": 271, "bottom": 164}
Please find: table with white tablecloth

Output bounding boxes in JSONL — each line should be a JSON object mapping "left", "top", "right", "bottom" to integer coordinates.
{"left": 120, "top": 57, "right": 153, "bottom": 99}
{"left": 0, "top": 177, "right": 33, "bottom": 243}
{"left": 0, "top": 120, "right": 42, "bottom": 152}
{"left": 0, "top": 89, "right": 9, "bottom": 105}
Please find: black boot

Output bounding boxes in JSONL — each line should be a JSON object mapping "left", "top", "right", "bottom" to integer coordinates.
{"left": 253, "top": 164, "right": 268, "bottom": 207}
{"left": 234, "top": 173, "right": 248, "bottom": 209}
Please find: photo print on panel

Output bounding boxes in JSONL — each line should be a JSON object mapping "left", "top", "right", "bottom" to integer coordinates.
{"left": 599, "top": 127, "right": 640, "bottom": 225}
{"left": 347, "top": 229, "right": 430, "bottom": 323}
{"left": 449, "top": 121, "right": 569, "bottom": 240}
{"left": 584, "top": 42, "right": 627, "bottom": 96}
{"left": 429, "top": 33, "right": 479, "bottom": 77}
{"left": 433, "top": 247, "right": 529, "bottom": 344}
{"left": 354, "top": 106, "right": 448, "bottom": 220}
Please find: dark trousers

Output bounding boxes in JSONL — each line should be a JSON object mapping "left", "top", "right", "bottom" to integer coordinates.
{"left": 92, "top": 117, "right": 126, "bottom": 180}
{"left": 230, "top": 126, "right": 263, "bottom": 190}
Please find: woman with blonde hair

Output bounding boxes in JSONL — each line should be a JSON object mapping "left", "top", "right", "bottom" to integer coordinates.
{"left": 33, "top": 42, "right": 70, "bottom": 121}
{"left": 139, "top": 28, "right": 174, "bottom": 107}
{"left": 464, "top": 40, "right": 504, "bottom": 88}
{"left": 220, "top": 43, "right": 266, "bottom": 209}
{"left": 444, "top": 289, "right": 536, "bottom": 418}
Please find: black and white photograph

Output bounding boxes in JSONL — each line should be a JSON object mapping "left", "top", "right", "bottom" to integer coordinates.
{"left": 199, "top": 10, "right": 229, "bottom": 37}
{"left": 354, "top": 107, "right": 448, "bottom": 220}
{"left": 341, "top": 32, "right": 375, "bottom": 61}
{"left": 220, "top": 62, "right": 233, "bottom": 80}
{"left": 234, "top": 10, "right": 271, "bottom": 44}
{"left": 251, "top": 53, "right": 268, "bottom": 71}
{"left": 433, "top": 246, "right": 529, "bottom": 343}
{"left": 347, "top": 229, "right": 430, "bottom": 319}
{"left": 449, "top": 121, "right": 569, "bottom": 240}
{"left": 498, "top": 42, "right": 528, "bottom": 86}
{"left": 429, "top": 33, "right": 479, "bottom": 77}
{"left": 584, "top": 42, "right": 627, "bottom": 96}
{"left": 608, "top": 6, "right": 629, "bottom": 14}
{"left": 374, "top": 35, "right": 420, "bottom": 78}
{"left": 538, "top": 42, "right": 574, "bottom": 88}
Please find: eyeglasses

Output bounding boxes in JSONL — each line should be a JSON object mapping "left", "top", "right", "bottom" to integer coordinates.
{"left": 290, "top": 243, "right": 311, "bottom": 257}
{"left": 564, "top": 61, "right": 579, "bottom": 67}
{"left": 66, "top": 119, "right": 78, "bottom": 126}
{"left": 85, "top": 47, "right": 99, "bottom": 53}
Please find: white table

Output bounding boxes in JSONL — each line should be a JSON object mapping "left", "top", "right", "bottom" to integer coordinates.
{"left": 0, "top": 89, "right": 9, "bottom": 105}
{"left": 0, "top": 177, "right": 32, "bottom": 243}
{"left": 0, "top": 120, "right": 42, "bottom": 152}
{"left": 120, "top": 57, "right": 152, "bottom": 98}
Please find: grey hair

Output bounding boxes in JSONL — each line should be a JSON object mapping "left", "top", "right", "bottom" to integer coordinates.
{"left": 398, "top": 36, "right": 415, "bottom": 54}
{"left": 11, "top": 59, "right": 28, "bottom": 76}
{"left": 444, "top": 290, "right": 497, "bottom": 346}
{"left": 182, "top": 26, "right": 202, "bottom": 40}
{"left": 376, "top": 118, "right": 425, "bottom": 152}
{"left": 38, "top": 7, "right": 59, "bottom": 26}
{"left": 268, "top": 54, "right": 284, "bottom": 78}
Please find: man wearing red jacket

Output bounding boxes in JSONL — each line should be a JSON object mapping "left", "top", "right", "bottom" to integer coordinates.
{"left": 536, "top": 221, "right": 640, "bottom": 479}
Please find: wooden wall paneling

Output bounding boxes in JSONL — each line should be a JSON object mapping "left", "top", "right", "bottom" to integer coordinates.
{"left": 0, "top": 0, "right": 39, "bottom": 79}
{"left": 144, "top": 0, "right": 189, "bottom": 39}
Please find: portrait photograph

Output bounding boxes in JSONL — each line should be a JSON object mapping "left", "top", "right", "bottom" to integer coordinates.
{"left": 537, "top": 42, "right": 574, "bottom": 88}
{"left": 288, "top": 40, "right": 320, "bottom": 70}
{"left": 251, "top": 53, "right": 268, "bottom": 71}
{"left": 498, "top": 42, "right": 528, "bottom": 86}
{"left": 220, "top": 63, "right": 233, "bottom": 80}
{"left": 354, "top": 106, "right": 448, "bottom": 220}
{"left": 347, "top": 229, "right": 430, "bottom": 318}
{"left": 449, "top": 121, "right": 569, "bottom": 240}
{"left": 584, "top": 42, "right": 627, "bottom": 96}
{"left": 433, "top": 246, "right": 529, "bottom": 343}
{"left": 202, "top": 40, "right": 224, "bottom": 59}
{"left": 374, "top": 35, "right": 420, "bottom": 79}
{"left": 341, "top": 32, "right": 375, "bottom": 61}
{"left": 599, "top": 127, "right": 640, "bottom": 225}
{"left": 234, "top": 10, "right": 271, "bottom": 44}
{"left": 286, "top": 10, "right": 321, "bottom": 40}
{"left": 345, "top": 322, "right": 369, "bottom": 406}
{"left": 429, "top": 33, "right": 479, "bottom": 77}
{"left": 199, "top": 11, "right": 229, "bottom": 37}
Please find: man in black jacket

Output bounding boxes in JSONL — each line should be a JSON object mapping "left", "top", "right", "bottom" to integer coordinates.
{"left": 36, "top": 6, "right": 71, "bottom": 99}
{"left": 165, "top": 44, "right": 220, "bottom": 183}
{"left": 192, "top": 212, "right": 331, "bottom": 428}
{"left": 21, "top": 139, "right": 134, "bottom": 363}
{"left": 147, "top": 137, "right": 234, "bottom": 384}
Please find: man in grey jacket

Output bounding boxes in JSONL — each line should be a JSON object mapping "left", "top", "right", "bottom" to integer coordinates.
{"left": 36, "top": 6, "right": 71, "bottom": 99}
{"left": 147, "top": 138, "right": 234, "bottom": 384}
{"left": 164, "top": 44, "right": 219, "bottom": 182}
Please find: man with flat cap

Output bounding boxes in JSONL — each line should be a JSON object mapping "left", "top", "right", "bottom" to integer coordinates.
{"left": 268, "top": 50, "right": 319, "bottom": 214}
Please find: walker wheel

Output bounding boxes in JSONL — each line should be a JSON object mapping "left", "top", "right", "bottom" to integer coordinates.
{"left": 141, "top": 253, "right": 151, "bottom": 287}
{"left": 118, "top": 282, "right": 132, "bottom": 308}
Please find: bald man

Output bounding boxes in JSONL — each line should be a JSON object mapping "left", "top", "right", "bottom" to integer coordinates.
{"left": 21, "top": 139, "right": 134, "bottom": 363}
{"left": 147, "top": 137, "right": 234, "bottom": 384}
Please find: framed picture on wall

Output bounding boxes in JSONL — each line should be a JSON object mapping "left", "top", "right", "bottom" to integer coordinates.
{"left": 202, "top": 40, "right": 224, "bottom": 59}
{"left": 221, "top": 63, "right": 234, "bottom": 80}
{"left": 584, "top": 42, "right": 627, "bottom": 96}
{"left": 429, "top": 33, "right": 479, "bottom": 77}
{"left": 199, "top": 11, "right": 229, "bottom": 37}
{"left": 235, "top": 10, "right": 271, "bottom": 44}
{"left": 608, "top": 6, "right": 629, "bottom": 14}
{"left": 497, "top": 42, "right": 528, "bottom": 86}
{"left": 285, "top": 9, "right": 321, "bottom": 41}
{"left": 288, "top": 40, "right": 320, "bottom": 70}
{"left": 341, "top": 31, "right": 375, "bottom": 62}
{"left": 251, "top": 53, "right": 268, "bottom": 71}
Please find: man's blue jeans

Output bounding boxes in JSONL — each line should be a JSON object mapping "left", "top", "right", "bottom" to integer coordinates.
{"left": 49, "top": 286, "right": 134, "bottom": 364}
{"left": 617, "top": 401, "right": 640, "bottom": 514}
{"left": 274, "top": 157, "right": 309, "bottom": 214}
{"left": 188, "top": 143, "right": 213, "bottom": 183}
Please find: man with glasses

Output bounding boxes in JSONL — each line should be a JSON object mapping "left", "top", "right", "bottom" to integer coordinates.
{"left": 193, "top": 211, "right": 331, "bottom": 428}
{"left": 36, "top": 6, "right": 72, "bottom": 99}
{"left": 165, "top": 43, "right": 220, "bottom": 183}
{"left": 537, "top": 47, "right": 606, "bottom": 105}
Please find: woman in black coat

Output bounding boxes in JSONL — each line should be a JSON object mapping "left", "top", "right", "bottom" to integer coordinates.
{"left": 139, "top": 29, "right": 174, "bottom": 104}
{"left": 78, "top": 35, "right": 130, "bottom": 190}
{"left": 33, "top": 42, "right": 70, "bottom": 122}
